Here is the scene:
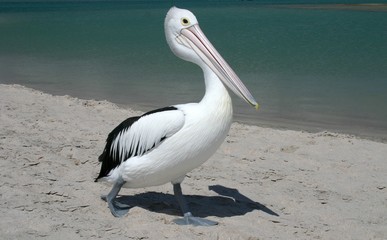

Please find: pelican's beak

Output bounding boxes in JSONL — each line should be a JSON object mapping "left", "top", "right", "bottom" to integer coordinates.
{"left": 178, "top": 24, "right": 259, "bottom": 109}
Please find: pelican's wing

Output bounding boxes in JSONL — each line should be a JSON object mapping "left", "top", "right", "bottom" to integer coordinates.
{"left": 96, "top": 106, "right": 184, "bottom": 180}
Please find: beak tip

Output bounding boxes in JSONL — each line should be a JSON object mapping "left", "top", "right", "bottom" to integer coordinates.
{"left": 254, "top": 103, "right": 259, "bottom": 111}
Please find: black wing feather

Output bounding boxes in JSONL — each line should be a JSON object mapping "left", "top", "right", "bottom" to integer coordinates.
{"left": 95, "top": 116, "right": 140, "bottom": 181}
{"left": 95, "top": 106, "right": 177, "bottom": 181}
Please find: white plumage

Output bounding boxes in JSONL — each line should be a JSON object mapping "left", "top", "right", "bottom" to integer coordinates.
{"left": 110, "top": 110, "right": 185, "bottom": 165}
{"left": 96, "top": 7, "right": 258, "bottom": 226}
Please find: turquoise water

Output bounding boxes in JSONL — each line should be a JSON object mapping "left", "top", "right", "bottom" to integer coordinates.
{"left": 1, "top": 1, "right": 387, "bottom": 139}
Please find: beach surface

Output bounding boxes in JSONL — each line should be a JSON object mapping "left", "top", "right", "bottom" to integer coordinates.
{"left": 1, "top": 84, "right": 386, "bottom": 239}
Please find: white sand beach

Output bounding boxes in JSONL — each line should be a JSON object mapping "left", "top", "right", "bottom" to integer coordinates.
{"left": 1, "top": 84, "right": 386, "bottom": 239}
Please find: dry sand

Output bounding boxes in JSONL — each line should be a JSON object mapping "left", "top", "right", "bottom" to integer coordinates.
{"left": 1, "top": 84, "right": 386, "bottom": 239}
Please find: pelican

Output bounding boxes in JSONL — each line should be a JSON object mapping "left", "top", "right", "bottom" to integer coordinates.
{"left": 95, "top": 7, "right": 258, "bottom": 226}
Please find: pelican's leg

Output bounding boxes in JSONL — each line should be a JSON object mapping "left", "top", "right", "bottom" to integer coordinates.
{"left": 101, "top": 177, "right": 130, "bottom": 217}
{"left": 172, "top": 183, "right": 218, "bottom": 226}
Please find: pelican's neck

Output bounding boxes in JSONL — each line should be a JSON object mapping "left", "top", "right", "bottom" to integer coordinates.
{"left": 200, "top": 65, "right": 231, "bottom": 107}
{"left": 198, "top": 64, "right": 233, "bottom": 139}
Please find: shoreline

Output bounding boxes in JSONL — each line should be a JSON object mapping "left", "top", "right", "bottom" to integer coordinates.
{"left": 1, "top": 83, "right": 386, "bottom": 239}
{"left": 12, "top": 83, "right": 386, "bottom": 143}
{"left": 231, "top": 114, "right": 387, "bottom": 144}
{"left": 116, "top": 99, "right": 387, "bottom": 143}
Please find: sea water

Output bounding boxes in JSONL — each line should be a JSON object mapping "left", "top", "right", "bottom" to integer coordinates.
{"left": 1, "top": 1, "right": 386, "bottom": 139}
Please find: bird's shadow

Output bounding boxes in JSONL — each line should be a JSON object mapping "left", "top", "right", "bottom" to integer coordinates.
{"left": 115, "top": 184, "right": 279, "bottom": 218}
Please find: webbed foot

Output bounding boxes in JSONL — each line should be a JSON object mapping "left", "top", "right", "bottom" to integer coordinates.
{"left": 102, "top": 194, "right": 131, "bottom": 217}
{"left": 173, "top": 212, "right": 218, "bottom": 226}
{"left": 108, "top": 199, "right": 131, "bottom": 217}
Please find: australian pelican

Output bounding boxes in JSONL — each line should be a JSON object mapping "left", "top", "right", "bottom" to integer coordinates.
{"left": 95, "top": 7, "right": 258, "bottom": 226}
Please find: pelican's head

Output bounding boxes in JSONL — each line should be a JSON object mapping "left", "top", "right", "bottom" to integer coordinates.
{"left": 164, "top": 7, "right": 259, "bottom": 109}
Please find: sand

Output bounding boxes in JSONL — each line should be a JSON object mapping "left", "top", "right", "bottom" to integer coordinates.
{"left": 1, "top": 84, "right": 386, "bottom": 239}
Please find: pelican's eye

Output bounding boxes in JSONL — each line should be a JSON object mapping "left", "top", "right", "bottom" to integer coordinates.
{"left": 181, "top": 17, "right": 190, "bottom": 26}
